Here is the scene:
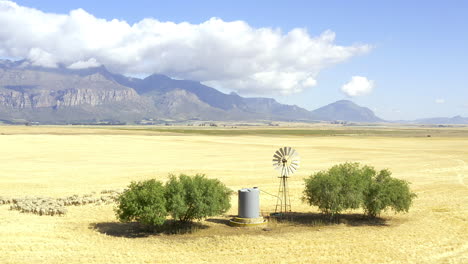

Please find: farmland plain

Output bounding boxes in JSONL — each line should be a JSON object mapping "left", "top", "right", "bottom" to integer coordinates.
{"left": 0, "top": 125, "right": 467, "bottom": 263}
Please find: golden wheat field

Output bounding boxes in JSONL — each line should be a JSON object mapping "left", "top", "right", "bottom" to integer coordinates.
{"left": 0, "top": 125, "right": 467, "bottom": 264}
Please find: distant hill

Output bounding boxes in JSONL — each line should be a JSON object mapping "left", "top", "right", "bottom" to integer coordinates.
{"left": 413, "top": 116, "right": 468, "bottom": 124}
{"left": 311, "top": 100, "right": 383, "bottom": 122}
{"left": 0, "top": 59, "right": 388, "bottom": 124}
{"left": 126, "top": 74, "right": 315, "bottom": 121}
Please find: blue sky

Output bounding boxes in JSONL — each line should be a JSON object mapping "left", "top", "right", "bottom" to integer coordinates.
{"left": 2, "top": 0, "right": 467, "bottom": 120}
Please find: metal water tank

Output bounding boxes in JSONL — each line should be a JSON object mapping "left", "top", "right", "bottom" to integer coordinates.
{"left": 238, "top": 187, "right": 260, "bottom": 218}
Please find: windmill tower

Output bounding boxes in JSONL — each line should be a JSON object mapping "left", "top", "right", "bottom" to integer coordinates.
{"left": 272, "top": 147, "right": 300, "bottom": 214}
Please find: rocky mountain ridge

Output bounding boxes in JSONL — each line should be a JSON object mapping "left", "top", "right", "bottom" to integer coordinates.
{"left": 0, "top": 59, "right": 386, "bottom": 124}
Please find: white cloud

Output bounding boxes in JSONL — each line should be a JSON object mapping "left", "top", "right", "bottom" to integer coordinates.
{"left": 435, "top": 98, "right": 445, "bottom": 104}
{"left": 67, "top": 58, "right": 101, "bottom": 69}
{"left": 28, "top": 48, "right": 57, "bottom": 68}
{"left": 0, "top": 1, "right": 371, "bottom": 95}
{"left": 341, "top": 76, "right": 375, "bottom": 97}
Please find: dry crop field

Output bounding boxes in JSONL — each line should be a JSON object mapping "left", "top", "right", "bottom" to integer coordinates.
{"left": 0, "top": 125, "right": 467, "bottom": 263}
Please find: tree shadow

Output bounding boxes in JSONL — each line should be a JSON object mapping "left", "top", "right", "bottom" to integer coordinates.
{"left": 267, "top": 212, "right": 388, "bottom": 227}
{"left": 205, "top": 218, "right": 231, "bottom": 226}
{"left": 90, "top": 220, "right": 209, "bottom": 238}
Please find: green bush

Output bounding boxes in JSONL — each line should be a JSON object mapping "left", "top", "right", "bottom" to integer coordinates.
{"left": 115, "top": 179, "right": 167, "bottom": 227}
{"left": 115, "top": 174, "right": 232, "bottom": 227}
{"left": 303, "top": 163, "right": 416, "bottom": 218}
{"left": 303, "top": 163, "right": 372, "bottom": 217}
{"left": 363, "top": 169, "right": 417, "bottom": 217}
{"left": 165, "top": 174, "right": 232, "bottom": 222}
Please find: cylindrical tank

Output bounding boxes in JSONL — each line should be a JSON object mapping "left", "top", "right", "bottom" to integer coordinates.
{"left": 238, "top": 187, "right": 260, "bottom": 218}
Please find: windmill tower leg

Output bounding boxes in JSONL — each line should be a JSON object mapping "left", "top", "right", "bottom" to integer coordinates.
{"left": 275, "top": 176, "right": 283, "bottom": 213}
{"left": 283, "top": 176, "right": 291, "bottom": 213}
{"left": 284, "top": 177, "right": 291, "bottom": 212}
{"left": 275, "top": 176, "right": 291, "bottom": 214}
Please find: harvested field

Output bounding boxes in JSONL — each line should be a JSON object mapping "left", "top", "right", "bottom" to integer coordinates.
{"left": 0, "top": 125, "right": 467, "bottom": 263}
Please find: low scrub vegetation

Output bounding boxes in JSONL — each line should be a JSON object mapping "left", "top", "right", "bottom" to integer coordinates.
{"left": 303, "top": 162, "right": 416, "bottom": 218}
{"left": 115, "top": 174, "right": 232, "bottom": 228}
{"left": 165, "top": 174, "right": 232, "bottom": 223}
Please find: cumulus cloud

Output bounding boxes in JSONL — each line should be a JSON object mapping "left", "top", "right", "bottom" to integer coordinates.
{"left": 435, "top": 98, "right": 445, "bottom": 104}
{"left": 341, "top": 76, "right": 375, "bottom": 97}
{"left": 0, "top": 1, "right": 371, "bottom": 95}
{"left": 68, "top": 58, "right": 101, "bottom": 69}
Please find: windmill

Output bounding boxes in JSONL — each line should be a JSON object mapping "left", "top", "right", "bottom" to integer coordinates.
{"left": 272, "top": 147, "right": 300, "bottom": 214}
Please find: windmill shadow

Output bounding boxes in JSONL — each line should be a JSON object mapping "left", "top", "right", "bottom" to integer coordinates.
{"left": 205, "top": 218, "right": 231, "bottom": 226}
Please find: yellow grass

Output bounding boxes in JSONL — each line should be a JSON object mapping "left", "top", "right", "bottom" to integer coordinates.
{"left": 0, "top": 126, "right": 467, "bottom": 263}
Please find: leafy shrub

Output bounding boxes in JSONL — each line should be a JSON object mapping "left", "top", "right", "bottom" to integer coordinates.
{"left": 165, "top": 174, "right": 232, "bottom": 222}
{"left": 115, "top": 179, "right": 167, "bottom": 227}
{"left": 303, "top": 163, "right": 372, "bottom": 217}
{"left": 115, "top": 174, "right": 232, "bottom": 227}
{"left": 363, "top": 169, "right": 417, "bottom": 217}
{"left": 303, "top": 162, "right": 416, "bottom": 218}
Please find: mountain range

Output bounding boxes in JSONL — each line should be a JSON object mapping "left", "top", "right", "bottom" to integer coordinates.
{"left": 411, "top": 116, "right": 468, "bottom": 125}
{"left": 0, "top": 59, "right": 464, "bottom": 125}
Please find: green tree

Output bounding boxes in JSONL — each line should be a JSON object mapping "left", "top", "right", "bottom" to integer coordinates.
{"left": 165, "top": 174, "right": 232, "bottom": 222}
{"left": 303, "top": 162, "right": 372, "bottom": 217}
{"left": 115, "top": 179, "right": 167, "bottom": 227}
{"left": 303, "top": 163, "right": 416, "bottom": 219}
{"left": 363, "top": 169, "right": 417, "bottom": 217}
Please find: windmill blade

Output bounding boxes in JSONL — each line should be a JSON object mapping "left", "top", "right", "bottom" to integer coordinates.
{"left": 279, "top": 147, "right": 285, "bottom": 157}
{"left": 272, "top": 146, "right": 300, "bottom": 176}
{"left": 290, "top": 161, "right": 298, "bottom": 167}
{"left": 274, "top": 152, "right": 282, "bottom": 159}
{"left": 289, "top": 168, "right": 296, "bottom": 176}
{"left": 290, "top": 164, "right": 297, "bottom": 174}
{"left": 290, "top": 163, "right": 298, "bottom": 170}
{"left": 290, "top": 150, "right": 298, "bottom": 158}
{"left": 286, "top": 146, "right": 292, "bottom": 156}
